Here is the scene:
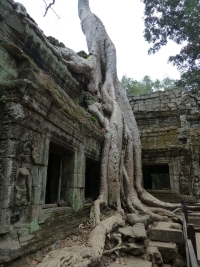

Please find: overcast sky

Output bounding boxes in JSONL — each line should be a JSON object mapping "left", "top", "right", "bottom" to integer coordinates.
{"left": 17, "top": 0, "right": 181, "bottom": 81}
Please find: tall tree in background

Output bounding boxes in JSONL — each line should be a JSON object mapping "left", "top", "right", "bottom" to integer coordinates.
{"left": 121, "top": 75, "right": 153, "bottom": 96}
{"left": 143, "top": 0, "right": 200, "bottom": 92}
{"left": 121, "top": 74, "right": 177, "bottom": 96}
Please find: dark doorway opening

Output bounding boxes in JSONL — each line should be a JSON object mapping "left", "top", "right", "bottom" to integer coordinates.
{"left": 45, "top": 142, "right": 73, "bottom": 204}
{"left": 143, "top": 164, "right": 170, "bottom": 190}
{"left": 85, "top": 158, "right": 100, "bottom": 201}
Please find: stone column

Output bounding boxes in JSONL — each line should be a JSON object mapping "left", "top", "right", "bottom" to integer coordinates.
{"left": 0, "top": 140, "right": 17, "bottom": 233}
{"left": 65, "top": 145, "right": 85, "bottom": 211}
{"left": 169, "top": 160, "right": 180, "bottom": 193}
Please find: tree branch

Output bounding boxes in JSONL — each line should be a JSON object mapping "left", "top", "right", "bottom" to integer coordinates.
{"left": 43, "top": 0, "right": 59, "bottom": 18}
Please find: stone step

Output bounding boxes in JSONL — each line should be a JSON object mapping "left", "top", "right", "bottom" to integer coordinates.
{"left": 147, "top": 222, "right": 183, "bottom": 244}
{"left": 118, "top": 223, "right": 147, "bottom": 241}
{"left": 147, "top": 190, "right": 195, "bottom": 203}
{"left": 107, "top": 260, "right": 152, "bottom": 267}
{"left": 121, "top": 242, "right": 146, "bottom": 255}
{"left": 149, "top": 240, "right": 178, "bottom": 263}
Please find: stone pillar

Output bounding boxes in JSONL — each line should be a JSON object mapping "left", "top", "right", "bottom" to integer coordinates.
{"left": 0, "top": 140, "right": 17, "bottom": 233}
{"left": 65, "top": 145, "right": 85, "bottom": 211}
{"left": 169, "top": 160, "right": 180, "bottom": 193}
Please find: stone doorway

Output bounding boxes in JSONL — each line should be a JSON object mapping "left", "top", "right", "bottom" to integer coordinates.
{"left": 85, "top": 158, "right": 100, "bottom": 201}
{"left": 45, "top": 142, "right": 74, "bottom": 204}
{"left": 143, "top": 164, "right": 170, "bottom": 190}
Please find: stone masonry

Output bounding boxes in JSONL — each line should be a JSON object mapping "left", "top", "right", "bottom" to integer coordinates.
{"left": 0, "top": 0, "right": 199, "bottom": 265}
{"left": 0, "top": 0, "right": 103, "bottom": 264}
{"left": 129, "top": 89, "right": 200, "bottom": 202}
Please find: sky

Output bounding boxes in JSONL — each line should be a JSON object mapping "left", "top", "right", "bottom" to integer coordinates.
{"left": 17, "top": 0, "right": 181, "bottom": 81}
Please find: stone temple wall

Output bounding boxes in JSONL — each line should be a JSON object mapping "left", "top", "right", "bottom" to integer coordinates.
{"left": 0, "top": 0, "right": 104, "bottom": 264}
{"left": 1, "top": 0, "right": 200, "bottom": 265}
{"left": 129, "top": 89, "right": 200, "bottom": 202}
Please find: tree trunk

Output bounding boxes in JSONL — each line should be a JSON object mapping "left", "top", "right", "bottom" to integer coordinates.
{"left": 58, "top": 0, "right": 180, "bottom": 226}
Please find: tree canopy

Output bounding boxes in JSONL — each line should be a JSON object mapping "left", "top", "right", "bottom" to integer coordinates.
{"left": 142, "top": 0, "right": 200, "bottom": 92}
{"left": 121, "top": 74, "right": 177, "bottom": 96}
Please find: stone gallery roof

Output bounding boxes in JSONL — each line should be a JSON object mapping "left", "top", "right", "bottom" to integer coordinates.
{"left": 0, "top": 0, "right": 103, "bottom": 144}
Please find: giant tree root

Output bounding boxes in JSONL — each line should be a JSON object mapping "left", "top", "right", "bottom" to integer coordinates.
{"left": 88, "top": 213, "right": 124, "bottom": 259}
{"left": 103, "top": 233, "right": 122, "bottom": 255}
{"left": 37, "top": 214, "right": 124, "bottom": 267}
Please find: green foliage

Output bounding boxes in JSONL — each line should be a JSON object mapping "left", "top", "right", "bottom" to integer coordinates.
{"left": 121, "top": 75, "right": 153, "bottom": 96}
{"left": 0, "top": 94, "right": 7, "bottom": 103}
{"left": 90, "top": 114, "right": 97, "bottom": 122}
{"left": 74, "top": 98, "right": 79, "bottom": 104}
{"left": 121, "top": 74, "right": 177, "bottom": 96}
{"left": 142, "top": 0, "right": 200, "bottom": 92}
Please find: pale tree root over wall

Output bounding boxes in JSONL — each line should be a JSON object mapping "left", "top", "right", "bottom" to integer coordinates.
{"left": 57, "top": 1, "right": 182, "bottom": 264}
{"left": 37, "top": 214, "right": 124, "bottom": 267}
{"left": 59, "top": 0, "right": 180, "bottom": 226}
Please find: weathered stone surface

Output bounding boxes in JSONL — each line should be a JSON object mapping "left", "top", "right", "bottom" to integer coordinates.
{"left": 0, "top": 230, "right": 22, "bottom": 263}
{"left": 129, "top": 88, "right": 200, "bottom": 202}
{"left": 118, "top": 223, "right": 147, "bottom": 241}
{"left": 108, "top": 260, "right": 152, "bottom": 267}
{"left": 121, "top": 242, "right": 146, "bottom": 255}
{"left": 149, "top": 241, "right": 178, "bottom": 263}
{"left": 0, "top": 0, "right": 198, "bottom": 265}
{"left": 17, "top": 227, "right": 34, "bottom": 246}
{"left": 146, "top": 246, "right": 163, "bottom": 266}
{"left": 147, "top": 222, "right": 183, "bottom": 244}
{"left": 128, "top": 237, "right": 137, "bottom": 243}
{"left": 127, "top": 212, "right": 150, "bottom": 226}
{"left": 118, "top": 227, "right": 135, "bottom": 239}
{"left": 170, "top": 223, "right": 182, "bottom": 230}
{"left": 0, "top": 0, "right": 105, "bottom": 264}
{"left": 132, "top": 223, "right": 147, "bottom": 240}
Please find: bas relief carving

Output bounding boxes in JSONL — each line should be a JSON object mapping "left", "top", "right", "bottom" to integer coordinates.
{"left": 193, "top": 176, "right": 200, "bottom": 198}
{"left": 179, "top": 169, "right": 190, "bottom": 195}
{"left": 17, "top": 131, "right": 41, "bottom": 164}
{"left": 14, "top": 168, "right": 31, "bottom": 206}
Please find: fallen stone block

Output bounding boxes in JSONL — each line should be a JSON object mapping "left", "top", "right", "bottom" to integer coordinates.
{"left": 127, "top": 212, "right": 150, "bottom": 226}
{"left": 118, "top": 226, "right": 135, "bottom": 239}
{"left": 147, "top": 222, "right": 183, "bottom": 244}
{"left": 108, "top": 260, "right": 152, "bottom": 267}
{"left": 170, "top": 223, "right": 182, "bottom": 230}
{"left": 128, "top": 237, "right": 137, "bottom": 243}
{"left": 18, "top": 227, "right": 34, "bottom": 246}
{"left": 0, "top": 230, "right": 22, "bottom": 263}
{"left": 132, "top": 223, "right": 147, "bottom": 240}
{"left": 146, "top": 246, "right": 163, "bottom": 266}
{"left": 149, "top": 240, "right": 178, "bottom": 263}
{"left": 121, "top": 242, "right": 146, "bottom": 255}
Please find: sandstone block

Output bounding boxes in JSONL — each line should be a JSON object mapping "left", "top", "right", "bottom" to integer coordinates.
{"left": 127, "top": 212, "right": 150, "bottom": 226}
{"left": 0, "top": 230, "right": 22, "bottom": 263}
{"left": 108, "top": 261, "right": 151, "bottom": 267}
{"left": 149, "top": 240, "right": 178, "bottom": 262}
{"left": 121, "top": 242, "right": 146, "bottom": 255}
{"left": 118, "top": 226, "right": 135, "bottom": 239}
{"left": 132, "top": 223, "right": 147, "bottom": 240}
{"left": 147, "top": 222, "right": 183, "bottom": 243}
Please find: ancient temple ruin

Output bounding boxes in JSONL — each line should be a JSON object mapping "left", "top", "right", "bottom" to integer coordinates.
{"left": 0, "top": 0, "right": 200, "bottom": 265}
{"left": 129, "top": 89, "right": 200, "bottom": 202}
{"left": 0, "top": 0, "right": 103, "bottom": 263}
